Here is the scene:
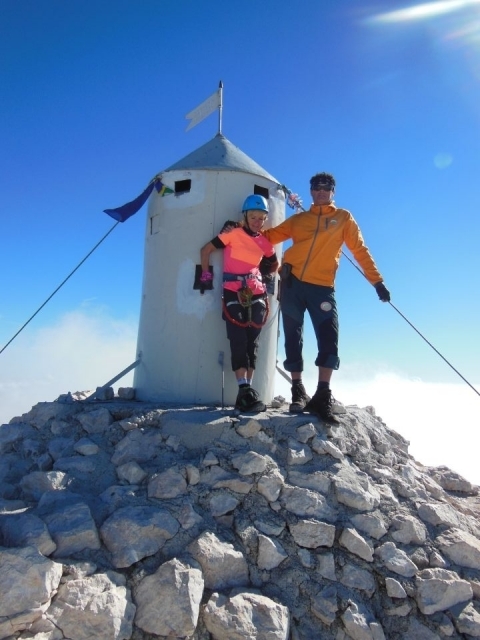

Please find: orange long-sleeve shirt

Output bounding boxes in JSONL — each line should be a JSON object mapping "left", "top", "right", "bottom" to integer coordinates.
{"left": 263, "top": 203, "right": 383, "bottom": 287}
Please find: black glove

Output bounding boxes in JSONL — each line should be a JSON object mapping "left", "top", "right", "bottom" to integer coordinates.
{"left": 220, "top": 220, "right": 239, "bottom": 233}
{"left": 374, "top": 282, "right": 390, "bottom": 302}
{"left": 259, "top": 254, "right": 279, "bottom": 276}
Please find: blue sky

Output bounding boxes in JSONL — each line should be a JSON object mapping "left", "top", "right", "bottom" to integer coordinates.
{"left": 1, "top": 0, "right": 479, "bottom": 483}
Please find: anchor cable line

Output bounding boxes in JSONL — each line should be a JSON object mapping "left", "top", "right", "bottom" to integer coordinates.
{"left": 0, "top": 221, "right": 120, "bottom": 355}
{"left": 338, "top": 250, "right": 479, "bottom": 398}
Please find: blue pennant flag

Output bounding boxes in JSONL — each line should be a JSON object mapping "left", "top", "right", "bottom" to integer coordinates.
{"left": 104, "top": 177, "right": 174, "bottom": 222}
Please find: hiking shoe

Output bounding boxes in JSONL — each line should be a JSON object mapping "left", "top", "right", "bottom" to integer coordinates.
{"left": 235, "top": 386, "right": 266, "bottom": 413}
{"left": 304, "top": 388, "right": 339, "bottom": 424}
{"left": 289, "top": 382, "right": 310, "bottom": 413}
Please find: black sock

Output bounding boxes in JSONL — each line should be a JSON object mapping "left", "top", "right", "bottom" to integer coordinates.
{"left": 317, "top": 381, "right": 330, "bottom": 391}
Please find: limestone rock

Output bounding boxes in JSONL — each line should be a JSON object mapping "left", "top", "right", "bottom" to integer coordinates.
{"left": 0, "top": 398, "right": 478, "bottom": 640}
{"left": 134, "top": 558, "right": 203, "bottom": 636}
{"left": 203, "top": 590, "right": 290, "bottom": 640}
{"left": 46, "top": 571, "right": 135, "bottom": 640}
{"left": 187, "top": 531, "right": 249, "bottom": 589}
{"left": 100, "top": 505, "right": 179, "bottom": 568}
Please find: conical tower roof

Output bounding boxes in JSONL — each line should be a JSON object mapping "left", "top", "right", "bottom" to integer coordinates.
{"left": 165, "top": 133, "right": 278, "bottom": 182}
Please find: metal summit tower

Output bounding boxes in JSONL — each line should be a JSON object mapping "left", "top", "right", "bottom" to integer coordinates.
{"left": 133, "top": 133, "right": 285, "bottom": 406}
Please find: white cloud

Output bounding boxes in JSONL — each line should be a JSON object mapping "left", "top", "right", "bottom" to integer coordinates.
{"left": 0, "top": 305, "right": 137, "bottom": 423}
{"left": 2, "top": 307, "right": 478, "bottom": 490}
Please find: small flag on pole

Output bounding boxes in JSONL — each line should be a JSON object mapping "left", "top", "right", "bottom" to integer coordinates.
{"left": 185, "top": 84, "right": 222, "bottom": 132}
{"left": 104, "top": 176, "right": 173, "bottom": 222}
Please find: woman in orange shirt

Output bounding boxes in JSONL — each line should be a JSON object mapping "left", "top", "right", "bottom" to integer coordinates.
{"left": 200, "top": 195, "right": 278, "bottom": 412}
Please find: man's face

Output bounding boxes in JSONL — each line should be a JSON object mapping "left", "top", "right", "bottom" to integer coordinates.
{"left": 311, "top": 185, "right": 334, "bottom": 206}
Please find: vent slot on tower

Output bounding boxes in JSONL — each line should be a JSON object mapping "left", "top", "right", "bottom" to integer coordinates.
{"left": 253, "top": 185, "right": 269, "bottom": 199}
{"left": 175, "top": 179, "right": 191, "bottom": 194}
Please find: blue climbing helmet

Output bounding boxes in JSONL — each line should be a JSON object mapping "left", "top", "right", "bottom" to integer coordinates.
{"left": 242, "top": 194, "right": 269, "bottom": 214}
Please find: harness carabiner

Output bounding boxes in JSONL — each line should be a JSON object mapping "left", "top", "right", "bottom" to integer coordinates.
{"left": 237, "top": 285, "right": 254, "bottom": 308}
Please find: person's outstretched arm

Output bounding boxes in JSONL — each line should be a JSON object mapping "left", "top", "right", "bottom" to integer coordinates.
{"left": 200, "top": 241, "right": 217, "bottom": 272}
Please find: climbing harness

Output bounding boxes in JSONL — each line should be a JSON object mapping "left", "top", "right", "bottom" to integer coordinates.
{"left": 222, "top": 273, "right": 270, "bottom": 329}
{"left": 222, "top": 294, "right": 269, "bottom": 329}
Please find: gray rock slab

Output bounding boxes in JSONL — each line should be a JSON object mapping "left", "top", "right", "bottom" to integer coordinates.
{"left": 134, "top": 558, "right": 204, "bottom": 636}
{"left": 257, "top": 534, "right": 288, "bottom": 570}
{"left": 100, "top": 505, "right": 179, "bottom": 568}
{"left": 19, "top": 470, "right": 69, "bottom": 501}
{"left": 436, "top": 527, "right": 480, "bottom": 570}
{"left": 203, "top": 590, "right": 290, "bottom": 640}
{"left": 147, "top": 466, "right": 187, "bottom": 499}
{"left": 0, "top": 423, "right": 36, "bottom": 454}
{"left": 76, "top": 407, "right": 113, "bottom": 434}
{"left": 187, "top": 531, "right": 249, "bottom": 590}
{"left": 0, "top": 512, "right": 56, "bottom": 556}
{"left": 46, "top": 571, "right": 135, "bottom": 640}
{"left": 333, "top": 464, "right": 381, "bottom": 511}
{"left": 289, "top": 519, "right": 335, "bottom": 549}
{"left": 52, "top": 452, "right": 117, "bottom": 495}
{"left": 415, "top": 568, "right": 473, "bottom": 614}
{"left": 43, "top": 501, "right": 101, "bottom": 557}
{"left": 281, "top": 485, "right": 336, "bottom": 521}
{"left": 453, "top": 601, "right": 480, "bottom": 636}
{"left": 0, "top": 546, "right": 62, "bottom": 618}
{"left": 161, "top": 410, "right": 244, "bottom": 450}
{"left": 339, "top": 527, "right": 374, "bottom": 561}
{"left": 375, "top": 542, "right": 418, "bottom": 577}
{"left": 111, "top": 429, "right": 164, "bottom": 466}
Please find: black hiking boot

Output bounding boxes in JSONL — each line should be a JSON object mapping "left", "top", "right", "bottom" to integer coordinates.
{"left": 304, "top": 388, "right": 339, "bottom": 424}
{"left": 235, "top": 386, "right": 266, "bottom": 413}
{"left": 289, "top": 382, "right": 310, "bottom": 414}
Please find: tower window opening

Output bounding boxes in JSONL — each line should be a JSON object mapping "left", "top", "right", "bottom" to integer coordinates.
{"left": 254, "top": 185, "right": 269, "bottom": 199}
{"left": 175, "top": 179, "right": 191, "bottom": 194}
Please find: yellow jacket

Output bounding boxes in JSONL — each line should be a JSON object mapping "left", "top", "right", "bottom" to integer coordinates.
{"left": 263, "top": 203, "right": 383, "bottom": 287}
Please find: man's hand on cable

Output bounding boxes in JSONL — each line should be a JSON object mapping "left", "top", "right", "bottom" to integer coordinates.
{"left": 374, "top": 282, "right": 391, "bottom": 302}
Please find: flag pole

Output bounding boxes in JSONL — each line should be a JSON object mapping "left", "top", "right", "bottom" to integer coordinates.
{"left": 218, "top": 80, "right": 223, "bottom": 135}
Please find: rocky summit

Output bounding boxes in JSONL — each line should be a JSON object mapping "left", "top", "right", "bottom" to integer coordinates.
{"left": 1, "top": 392, "right": 479, "bottom": 640}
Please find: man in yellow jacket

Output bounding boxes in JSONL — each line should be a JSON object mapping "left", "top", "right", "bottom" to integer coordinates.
{"left": 263, "top": 172, "right": 390, "bottom": 423}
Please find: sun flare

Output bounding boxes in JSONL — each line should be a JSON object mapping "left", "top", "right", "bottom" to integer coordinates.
{"left": 368, "top": 0, "right": 480, "bottom": 23}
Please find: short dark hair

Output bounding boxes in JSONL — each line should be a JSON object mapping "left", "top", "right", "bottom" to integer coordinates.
{"left": 310, "top": 172, "right": 336, "bottom": 189}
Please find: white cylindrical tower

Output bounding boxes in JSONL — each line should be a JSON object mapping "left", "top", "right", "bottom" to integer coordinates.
{"left": 134, "top": 134, "right": 285, "bottom": 406}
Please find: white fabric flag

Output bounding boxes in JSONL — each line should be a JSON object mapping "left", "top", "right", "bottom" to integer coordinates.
{"left": 185, "top": 89, "right": 221, "bottom": 131}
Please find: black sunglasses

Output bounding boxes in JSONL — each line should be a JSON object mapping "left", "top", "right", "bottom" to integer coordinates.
{"left": 311, "top": 185, "right": 333, "bottom": 191}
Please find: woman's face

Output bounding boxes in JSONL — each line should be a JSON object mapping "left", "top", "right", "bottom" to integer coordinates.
{"left": 246, "top": 210, "right": 267, "bottom": 233}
